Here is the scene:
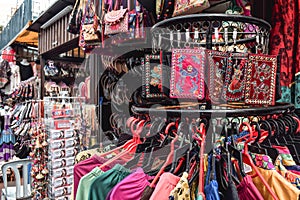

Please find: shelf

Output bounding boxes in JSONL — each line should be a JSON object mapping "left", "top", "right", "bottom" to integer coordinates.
{"left": 131, "top": 103, "right": 295, "bottom": 117}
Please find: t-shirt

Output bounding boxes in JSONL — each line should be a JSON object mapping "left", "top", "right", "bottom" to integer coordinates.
{"left": 88, "top": 164, "right": 131, "bottom": 200}
{"left": 76, "top": 167, "right": 104, "bottom": 200}
{"left": 19, "top": 63, "right": 33, "bottom": 81}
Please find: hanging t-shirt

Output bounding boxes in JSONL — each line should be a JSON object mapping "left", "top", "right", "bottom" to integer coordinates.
{"left": 107, "top": 168, "right": 153, "bottom": 200}
{"left": 19, "top": 63, "right": 33, "bottom": 81}
{"left": 88, "top": 164, "right": 130, "bottom": 200}
{"left": 76, "top": 167, "right": 104, "bottom": 200}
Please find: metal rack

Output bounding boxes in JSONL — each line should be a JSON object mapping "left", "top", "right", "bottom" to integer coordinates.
{"left": 151, "top": 14, "right": 271, "bottom": 53}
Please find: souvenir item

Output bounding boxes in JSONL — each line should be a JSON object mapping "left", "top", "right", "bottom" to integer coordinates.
{"left": 222, "top": 53, "right": 247, "bottom": 102}
{"left": 67, "top": 0, "right": 82, "bottom": 34}
{"left": 143, "top": 54, "right": 164, "bottom": 98}
{"left": 104, "top": 0, "right": 129, "bottom": 35}
{"left": 170, "top": 48, "right": 205, "bottom": 100}
{"left": 206, "top": 50, "right": 228, "bottom": 104}
{"left": 172, "top": 0, "right": 210, "bottom": 17}
{"left": 245, "top": 54, "right": 277, "bottom": 105}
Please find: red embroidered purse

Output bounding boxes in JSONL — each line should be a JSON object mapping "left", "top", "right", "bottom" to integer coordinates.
{"left": 206, "top": 50, "right": 228, "bottom": 104}
{"left": 222, "top": 53, "right": 248, "bottom": 102}
{"left": 245, "top": 54, "right": 277, "bottom": 105}
{"left": 170, "top": 48, "right": 206, "bottom": 100}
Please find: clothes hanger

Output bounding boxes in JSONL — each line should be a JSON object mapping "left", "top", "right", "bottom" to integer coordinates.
{"left": 240, "top": 122, "right": 279, "bottom": 200}
{"left": 143, "top": 121, "right": 177, "bottom": 172}
{"left": 99, "top": 119, "right": 145, "bottom": 170}
{"left": 149, "top": 122, "right": 178, "bottom": 188}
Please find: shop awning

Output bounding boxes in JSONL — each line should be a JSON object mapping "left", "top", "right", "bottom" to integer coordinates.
{"left": 1, "top": 21, "right": 38, "bottom": 51}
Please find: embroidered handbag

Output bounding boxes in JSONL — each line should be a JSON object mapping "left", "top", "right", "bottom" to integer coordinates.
{"left": 245, "top": 54, "right": 278, "bottom": 105}
{"left": 206, "top": 50, "right": 228, "bottom": 104}
{"left": 142, "top": 54, "right": 164, "bottom": 98}
{"left": 172, "top": 0, "right": 210, "bottom": 17}
{"left": 170, "top": 48, "right": 206, "bottom": 100}
{"left": 104, "top": 0, "right": 129, "bottom": 35}
{"left": 67, "top": 0, "right": 82, "bottom": 34}
{"left": 222, "top": 52, "right": 248, "bottom": 102}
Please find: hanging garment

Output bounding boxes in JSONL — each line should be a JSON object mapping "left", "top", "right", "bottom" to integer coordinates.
{"left": 19, "top": 63, "right": 33, "bottom": 81}
{"left": 149, "top": 172, "right": 180, "bottom": 200}
{"left": 204, "top": 154, "right": 220, "bottom": 200}
{"left": 106, "top": 168, "right": 153, "bottom": 200}
{"left": 249, "top": 153, "right": 300, "bottom": 200}
{"left": 76, "top": 167, "right": 105, "bottom": 200}
{"left": 237, "top": 175, "right": 264, "bottom": 200}
{"left": 73, "top": 155, "right": 123, "bottom": 199}
{"left": 269, "top": 0, "right": 300, "bottom": 103}
{"left": 88, "top": 164, "right": 131, "bottom": 200}
{"left": 169, "top": 172, "right": 191, "bottom": 200}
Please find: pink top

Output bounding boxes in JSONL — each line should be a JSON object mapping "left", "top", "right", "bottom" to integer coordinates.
{"left": 106, "top": 168, "right": 153, "bottom": 200}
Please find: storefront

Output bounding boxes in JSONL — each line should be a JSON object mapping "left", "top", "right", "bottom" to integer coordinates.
{"left": 0, "top": 0, "right": 299, "bottom": 199}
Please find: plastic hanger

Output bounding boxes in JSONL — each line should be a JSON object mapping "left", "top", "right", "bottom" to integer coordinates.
{"left": 240, "top": 122, "right": 279, "bottom": 200}
{"left": 149, "top": 122, "right": 178, "bottom": 188}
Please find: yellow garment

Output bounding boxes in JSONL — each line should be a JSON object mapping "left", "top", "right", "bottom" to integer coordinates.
{"left": 169, "top": 172, "right": 191, "bottom": 200}
{"left": 249, "top": 167, "right": 300, "bottom": 200}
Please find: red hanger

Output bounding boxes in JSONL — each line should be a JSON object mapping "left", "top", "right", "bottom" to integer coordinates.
{"left": 98, "top": 119, "right": 145, "bottom": 169}
{"left": 240, "top": 122, "right": 279, "bottom": 200}
{"left": 149, "top": 122, "right": 178, "bottom": 188}
{"left": 196, "top": 122, "right": 206, "bottom": 200}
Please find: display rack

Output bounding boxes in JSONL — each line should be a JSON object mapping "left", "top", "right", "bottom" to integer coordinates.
{"left": 151, "top": 14, "right": 271, "bottom": 53}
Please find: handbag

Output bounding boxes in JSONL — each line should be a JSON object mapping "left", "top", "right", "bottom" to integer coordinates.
{"left": 244, "top": 54, "right": 278, "bottom": 105}
{"left": 206, "top": 50, "right": 228, "bottom": 104}
{"left": 222, "top": 53, "right": 248, "bottom": 102}
{"left": 104, "top": 0, "right": 129, "bottom": 35}
{"left": 172, "top": 0, "right": 210, "bottom": 17}
{"left": 79, "top": 0, "right": 101, "bottom": 50}
{"left": 170, "top": 48, "right": 206, "bottom": 100}
{"left": 67, "top": 0, "right": 82, "bottom": 34}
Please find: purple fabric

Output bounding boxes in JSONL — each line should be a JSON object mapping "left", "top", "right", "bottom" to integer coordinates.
{"left": 106, "top": 168, "right": 153, "bottom": 200}
{"left": 237, "top": 175, "right": 264, "bottom": 200}
{"left": 0, "top": 143, "right": 14, "bottom": 161}
{"left": 73, "top": 155, "right": 125, "bottom": 200}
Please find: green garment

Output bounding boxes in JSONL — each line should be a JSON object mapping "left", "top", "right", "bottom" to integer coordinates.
{"left": 88, "top": 164, "right": 131, "bottom": 200}
{"left": 76, "top": 167, "right": 104, "bottom": 200}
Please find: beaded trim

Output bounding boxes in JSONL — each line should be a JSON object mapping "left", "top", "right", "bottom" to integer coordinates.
{"left": 245, "top": 54, "right": 277, "bottom": 105}
{"left": 170, "top": 48, "right": 205, "bottom": 100}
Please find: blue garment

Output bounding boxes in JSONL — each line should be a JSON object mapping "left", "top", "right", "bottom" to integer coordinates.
{"left": 204, "top": 154, "right": 220, "bottom": 200}
{"left": 286, "top": 165, "right": 300, "bottom": 172}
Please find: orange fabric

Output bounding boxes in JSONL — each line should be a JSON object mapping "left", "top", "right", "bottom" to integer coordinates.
{"left": 249, "top": 167, "right": 300, "bottom": 200}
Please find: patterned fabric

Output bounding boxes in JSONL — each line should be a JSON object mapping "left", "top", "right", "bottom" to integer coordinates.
{"left": 270, "top": 0, "right": 300, "bottom": 106}
{"left": 274, "top": 155, "right": 300, "bottom": 189}
{"left": 250, "top": 153, "right": 275, "bottom": 170}
{"left": 169, "top": 172, "right": 191, "bottom": 200}
{"left": 270, "top": 0, "right": 300, "bottom": 88}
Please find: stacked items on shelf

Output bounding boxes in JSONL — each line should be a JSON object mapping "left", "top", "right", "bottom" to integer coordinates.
{"left": 43, "top": 97, "right": 83, "bottom": 200}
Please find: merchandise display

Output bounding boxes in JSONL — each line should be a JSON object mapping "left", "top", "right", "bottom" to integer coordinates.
{"left": 0, "top": 0, "right": 298, "bottom": 199}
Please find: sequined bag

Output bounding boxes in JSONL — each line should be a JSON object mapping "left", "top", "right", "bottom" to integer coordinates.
{"left": 170, "top": 48, "right": 206, "bottom": 100}
{"left": 244, "top": 54, "right": 278, "bottom": 105}
{"left": 172, "top": 0, "right": 210, "bottom": 17}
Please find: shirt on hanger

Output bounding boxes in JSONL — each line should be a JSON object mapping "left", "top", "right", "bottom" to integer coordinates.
{"left": 76, "top": 167, "right": 104, "bottom": 200}
{"left": 249, "top": 153, "right": 300, "bottom": 200}
{"left": 73, "top": 155, "right": 123, "bottom": 199}
{"left": 88, "top": 164, "right": 131, "bottom": 200}
{"left": 106, "top": 168, "right": 153, "bottom": 200}
{"left": 237, "top": 175, "right": 264, "bottom": 200}
{"left": 149, "top": 172, "right": 180, "bottom": 200}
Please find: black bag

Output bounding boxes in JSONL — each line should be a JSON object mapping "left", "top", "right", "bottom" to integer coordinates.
{"left": 67, "top": 0, "right": 82, "bottom": 34}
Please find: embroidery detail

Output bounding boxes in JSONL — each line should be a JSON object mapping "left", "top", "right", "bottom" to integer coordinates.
{"left": 143, "top": 54, "right": 164, "bottom": 98}
{"left": 222, "top": 53, "right": 247, "bottom": 102}
{"left": 245, "top": 54, "right": 277, "bottom": 105}
{"left": 206, "top": 50, "right": 228, "bottom": 104}
{"left": 170, "top": 48, "right": 205, "bottom": 100}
